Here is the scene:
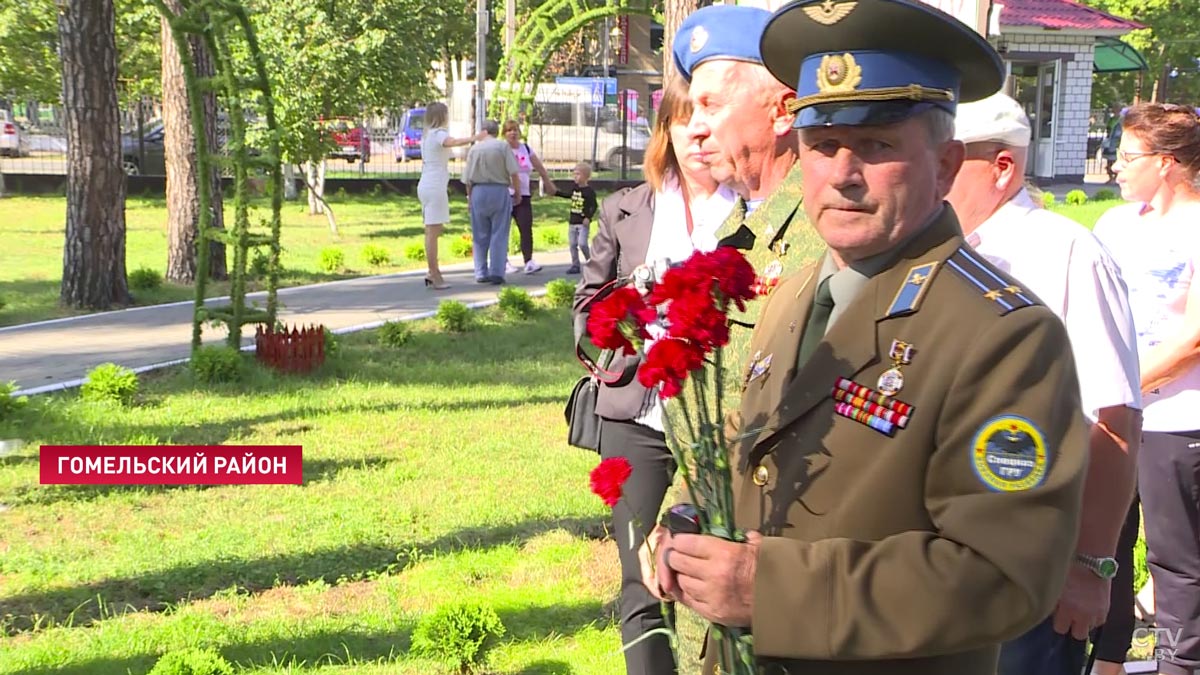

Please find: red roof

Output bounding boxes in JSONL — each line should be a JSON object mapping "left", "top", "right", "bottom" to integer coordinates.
{"left": 999, "top": 0, "right": 1143, "bottom": 32}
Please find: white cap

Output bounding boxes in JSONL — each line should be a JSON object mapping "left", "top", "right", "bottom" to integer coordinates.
{"left": 954, "top": 93, "right": 1032, "bottom": 148}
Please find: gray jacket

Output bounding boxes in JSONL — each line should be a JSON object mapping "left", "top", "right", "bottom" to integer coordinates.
{"left": 572, "top": 182, "right": 655, "bottom": 421}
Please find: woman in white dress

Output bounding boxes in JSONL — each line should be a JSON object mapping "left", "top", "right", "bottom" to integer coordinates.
{"left": 417, "top": 102, "right": 482, "bottom": 289}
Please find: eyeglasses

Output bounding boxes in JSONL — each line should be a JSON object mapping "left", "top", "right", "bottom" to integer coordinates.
{"left": 1116, "top": 149, "right": 1161, "bottom": 164}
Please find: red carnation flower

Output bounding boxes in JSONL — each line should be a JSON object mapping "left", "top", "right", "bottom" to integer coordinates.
{"left": 638, "top": 337, "right": 707, "bottom": 398}
{"left": 707, "top": 247, "right": 758, "bottom": 310}
{"left": 665, "top": 289, "right": 729, "bottom": 351}
{"left": 587, "top": 287, "right": 651, "bottom": 354}
{"left": 590, "top": 456, "right": 633, "bottom": 507}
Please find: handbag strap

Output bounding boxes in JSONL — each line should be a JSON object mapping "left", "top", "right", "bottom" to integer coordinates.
{"left": 574, "top": 277, "right": 630, "bottom": 385}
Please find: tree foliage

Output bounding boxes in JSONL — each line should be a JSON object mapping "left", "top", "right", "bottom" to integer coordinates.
{"left": 241, "top": 0, "right": 440, "bottom": 166}
{"left": 1084, "top": 0, "right": 1200, "bottom": 109}
{"left": 0, "top": 0, "right": 160, "bottom": 106}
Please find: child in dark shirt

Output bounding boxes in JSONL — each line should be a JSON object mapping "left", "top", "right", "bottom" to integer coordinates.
{"left": 554, "top": 162, "right": 598, "bottom": 273}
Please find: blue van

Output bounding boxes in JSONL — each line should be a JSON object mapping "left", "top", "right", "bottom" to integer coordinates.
{"left": 393, "top": 107, "right": 424, "bottom": 161}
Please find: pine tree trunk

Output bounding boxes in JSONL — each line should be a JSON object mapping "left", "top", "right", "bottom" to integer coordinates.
{"left": 58, "top": 0, "right": 131, "bottom": 309}
{"left": 162, "top": 1, "right": 226, "bottom": 284}
{"left": 662, "top": 0, "right": 697, "bottom": 83}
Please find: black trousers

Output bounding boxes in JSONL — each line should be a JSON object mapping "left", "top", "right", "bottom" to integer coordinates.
{"left": 1092, "top": 495, "right": 1142, "bottom": 663}
{"left": 600, "top": 417, "right": 678, "bottom": 675}
{"left": 1140, "top": 429, "right": 1200, "bottom": 672}
{"left": 511, "top": 195, "right": 533, "bottom": 263}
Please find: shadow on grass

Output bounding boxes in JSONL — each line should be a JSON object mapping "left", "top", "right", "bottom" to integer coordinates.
{"left": 1, "top": 455, "right": 397, "bottom": 508}
{"left": 0, "top": 515, "right": 604, "bottom": 636}
{"left": 10, "top": 601, "right": 603, "bottom": 675}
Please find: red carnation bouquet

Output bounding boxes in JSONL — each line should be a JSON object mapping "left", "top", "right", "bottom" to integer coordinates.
{"left": 585, "top": 246, "right": 761, "bottom": 674}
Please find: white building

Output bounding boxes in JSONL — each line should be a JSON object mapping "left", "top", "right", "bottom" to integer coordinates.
{"left": 992, "top": 0, "right": 1143, "bottom": 181}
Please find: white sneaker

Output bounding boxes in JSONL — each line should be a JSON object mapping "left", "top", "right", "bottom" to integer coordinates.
{"left": 523, "top": 259, "right": 543, "bottom": 274}
{"left": 505, "top": 261, "right": 520, "bottom": 275}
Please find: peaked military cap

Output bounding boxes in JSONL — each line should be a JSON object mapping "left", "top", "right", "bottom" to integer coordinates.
{"left": 760, "top": 0, "right": 1004, "bottom": 127}
{"left": 673, "top": 4, "right": 773, "bottom": 82}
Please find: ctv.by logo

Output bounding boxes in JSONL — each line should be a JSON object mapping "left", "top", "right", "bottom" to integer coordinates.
{"left": 1132, "top": 627, "right": 1184, "bottom": 661}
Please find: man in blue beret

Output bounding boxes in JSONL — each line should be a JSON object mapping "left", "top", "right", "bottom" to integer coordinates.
{"left": 650, "top": 1, "right": 1090, "bottom": 673}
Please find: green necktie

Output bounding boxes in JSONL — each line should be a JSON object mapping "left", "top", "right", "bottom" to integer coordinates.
{"left": 796, "top": 278, "right": 834, "bottom": 369}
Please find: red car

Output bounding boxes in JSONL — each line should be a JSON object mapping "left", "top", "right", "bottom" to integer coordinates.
{"left": 323, "top": 117, "right": 371, "bottom": 163}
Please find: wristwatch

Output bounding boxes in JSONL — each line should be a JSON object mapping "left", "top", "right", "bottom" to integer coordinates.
{"left": 1075, "top": 553, "right": 1119, "bottom": 580}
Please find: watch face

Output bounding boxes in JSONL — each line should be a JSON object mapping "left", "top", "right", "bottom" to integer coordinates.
{"left": 1099, "top": 558, "right": 1119, "bottom": 578}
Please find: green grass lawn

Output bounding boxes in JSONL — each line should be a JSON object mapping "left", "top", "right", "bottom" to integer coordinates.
{"left": 0, "top": 192, "right": 577, "bottom": 328}
{"left": 0, "top": 304, "right": 662, "bottom": 674}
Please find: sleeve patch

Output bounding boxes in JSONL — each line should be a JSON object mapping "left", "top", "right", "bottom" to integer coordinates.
{"left": 971, "top": 415, "right": 1049, "bottom": 492}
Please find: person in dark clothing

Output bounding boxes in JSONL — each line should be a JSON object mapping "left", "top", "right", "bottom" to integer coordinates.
{"left": 555, "top": 161, "right": 598, "bottom": 273}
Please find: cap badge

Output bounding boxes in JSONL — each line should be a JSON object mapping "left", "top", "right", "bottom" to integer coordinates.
{"left": 802, "top": 0, "right": 858, "bottom": 26}
{"left": 817, "top": 53, "right": 862, "bottom": 93}
{"left": 690, "top": 25, "right": 709, "bottom": 53}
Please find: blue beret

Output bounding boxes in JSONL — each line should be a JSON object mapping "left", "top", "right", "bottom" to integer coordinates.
{"left": 759, "top": 0, "right": 1004, "bottom": 128}
{"left": 673, "top": 5, "right": 772, "bottom": 82}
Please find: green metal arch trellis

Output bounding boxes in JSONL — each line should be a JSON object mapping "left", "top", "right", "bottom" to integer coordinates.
{"left": 490, "top": 0, "right": 658, "bottom": 126}
{"left": 151, "top": 0, "right": 284, "bottom": 355}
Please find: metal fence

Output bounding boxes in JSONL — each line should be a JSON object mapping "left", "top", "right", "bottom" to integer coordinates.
{"left": 1, "top": 95, "right": 652, "bottom": 181}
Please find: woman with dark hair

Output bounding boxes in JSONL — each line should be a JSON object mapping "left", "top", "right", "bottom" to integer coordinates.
{"left": 572, "top": 76, "right": 737, "bottom": 675}
{"left": 1093, "top": 102, "right": 1200, "bottom": 675}
{"left": 416, "top": 102, "right": 481, "bottom": 289}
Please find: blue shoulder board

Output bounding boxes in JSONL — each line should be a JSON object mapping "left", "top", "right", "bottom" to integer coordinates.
{"left": 885, "top": 261, "right": 939, "bottom": 318}
{"left": 944, "top": 247, "right": 1037, "bottom": 314}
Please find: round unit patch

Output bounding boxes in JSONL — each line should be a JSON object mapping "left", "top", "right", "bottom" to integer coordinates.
{"left": 971, "top": 415, "right": 1048, "bottom": 492}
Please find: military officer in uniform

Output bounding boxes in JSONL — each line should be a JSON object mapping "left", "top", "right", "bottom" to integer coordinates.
{"left": 650, "top": 4, "right": 826, "bottom": 522}
{"left": 646, "top": 1, "right": 1090, "bottom": 673}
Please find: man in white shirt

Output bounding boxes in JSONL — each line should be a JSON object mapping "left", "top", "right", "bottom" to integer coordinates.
{"left": 946, "top": 92, "right": 1143, "bottom": 675}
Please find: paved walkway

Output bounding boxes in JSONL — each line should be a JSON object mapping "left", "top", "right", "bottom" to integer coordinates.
{"left": 0, "top": 250, "right": 577, "bottom": 396}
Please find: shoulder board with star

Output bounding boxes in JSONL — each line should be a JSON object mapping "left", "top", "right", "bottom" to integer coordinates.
{"left": 943, "top": 247, "right": 1038, "bottom": 315}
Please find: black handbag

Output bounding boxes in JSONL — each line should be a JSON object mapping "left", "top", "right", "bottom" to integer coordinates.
{"left": 564, "top": 373, "right": 602, "bottom": 452}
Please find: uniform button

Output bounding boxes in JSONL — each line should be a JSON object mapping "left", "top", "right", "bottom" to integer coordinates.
{"left": 753, "top": 464, "right": 769, "bottom": 486}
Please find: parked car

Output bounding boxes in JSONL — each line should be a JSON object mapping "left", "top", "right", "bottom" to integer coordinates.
{"left": 323, "top": 117, "right": 371, "bottom": 164}
{"left": 0, "top": 110, "right": 30, "bottom": 158}
{"left": 393, "top": 107, "right": 424, "bottom": 161}
{"left": 121, "top": 121, "right": 166, "bottom": 175}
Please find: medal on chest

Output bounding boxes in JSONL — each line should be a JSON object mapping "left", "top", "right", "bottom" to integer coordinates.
{"left": 877, "top": 339, "right": 914, "bottom": 396}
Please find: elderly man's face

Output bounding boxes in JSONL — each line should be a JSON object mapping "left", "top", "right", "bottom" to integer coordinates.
{"left": 686, "top": 61, "right": 779, "bottom": 190}
{"left": 799, "top": 114, "right": 963, "bottom": 262}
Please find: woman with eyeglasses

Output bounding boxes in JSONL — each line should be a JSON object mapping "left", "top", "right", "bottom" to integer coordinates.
{"left": 1093, "top": 102, "right": 1200, "bottom": 675}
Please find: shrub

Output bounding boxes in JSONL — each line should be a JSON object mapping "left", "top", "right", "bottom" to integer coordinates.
{"left": 450, "top": 235, "right": 473, "bottom": 258}
{"left": 0, "top": 381, "right": 28, "bottom": 420}
{"left": 323, "top": 327, "right": 341, "bottom": 359}
{"left": 190, "top": 346, "right": 245, "bottom": 384}
{"left": 1041, "top": 191, "right": 1056, "bottom": 208}
{"left": 129, "top": 267, "right": 163, "bottom": 291}
{"left": 544, "top": 278, "right": 575, "bottom": 308}
{"left": 319, "top": 247, "right": 345, "bottom": 273}
{"left": 1065, "top": 189, "right": 1088, "bottom": 206}
{"left": 411, "top": 602, "right": 506, "bottom": 674}
{"left": 0, "top": 296, "right": 6, "bottom": 311}
{"left": 1134, "top": 533, "right": 1149, "bottom": 592}
{"left": 148, "top": 648, "right": 234, "bottom": 675}
{"left": 249, "top": 248, "right": 270, "bottom": 277}
{"left": 437, "top": 300, "right": 474, "bottom": 333}
{"left": 361, "top": 244, "right": 392, "bottom": 267}
{"left": 539, "top": 228, "right": 566, "bottom": 247}
{"left": 497, "top": 286, "right": 535, "bottom": 320}
{"left": 378, "top": 320, "right": 413, "bottom": 348}
{"left": 1093, "top": 188, "right": 1117, "bottom": 201}
{"left": 508, "top": 227, "right": 521, "bottom": 255}
{"left": 404, "top": 242, "right": 427, "bottom": 262}
{"left": 81, "top": 363, "right": 139, "bottom": 405}
{"left": 369, "top": 183, "right": 383, "bottom": 198}
{"left": 334, "top": 187, "right": 348, "bottom": 200}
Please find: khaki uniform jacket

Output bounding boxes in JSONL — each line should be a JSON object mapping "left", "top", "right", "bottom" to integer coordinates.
{"left": 715, "top": 207, "right": 1088, "bottom": 675}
